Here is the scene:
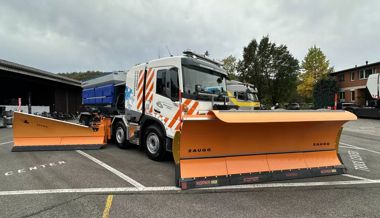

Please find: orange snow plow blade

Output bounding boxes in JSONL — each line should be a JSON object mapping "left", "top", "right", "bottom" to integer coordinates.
{"left": 12, "top": 112, "right": 109, "bottom": 151}
{"left": 173, "top": 110, "right": 357, "bottom": 189}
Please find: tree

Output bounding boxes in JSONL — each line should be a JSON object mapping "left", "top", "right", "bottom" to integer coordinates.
{"left": 297, "top": 46, "right": 333, "bottom": 100}
{"left": 297, "top": 72, "right": 315, "bottom": 101}
{"left": 237, "top": 36, "right": 299, "bottom": 106}
{"left": 222, "top": 55, "right": 238, "bottom": 80}
{"left": 313, "top": 77, "right": 338, "bottom": 109}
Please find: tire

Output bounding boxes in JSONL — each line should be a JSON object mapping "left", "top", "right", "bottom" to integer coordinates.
{"left": 144, "top": 124, "right": 167, "bottom": 161}
{"left": 114, "top": 121, "right": 132, "bottom": 149}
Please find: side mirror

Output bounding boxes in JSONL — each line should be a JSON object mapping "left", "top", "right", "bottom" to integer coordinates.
{"left": 217, "top": 77, "right": 222, "bottom": 84}
{"left": 195, "top": 84, "right": 202, "bottom": 93}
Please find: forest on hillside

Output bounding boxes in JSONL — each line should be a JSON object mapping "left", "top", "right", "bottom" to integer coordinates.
{"left": 58, "top": 71, "right": 110, "bottom": 81}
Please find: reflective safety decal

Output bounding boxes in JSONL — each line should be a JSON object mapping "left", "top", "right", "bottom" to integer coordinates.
{"left": 137, "top": 68, "right": 154, "bottom": 110}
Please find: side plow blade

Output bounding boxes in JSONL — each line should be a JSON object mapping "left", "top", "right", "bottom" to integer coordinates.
{"left": 173, "top": 111, "right": 357, "bottom": 190}
{"left": 12, "top": 112, "right": 108, "bottom": 151}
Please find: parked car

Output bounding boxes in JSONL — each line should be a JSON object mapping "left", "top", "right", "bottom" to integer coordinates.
{"left": 287, "top": 103, "right": 300, "bottom": 110}
{"left": 4, "top": 110, "right": 13, "bottom": 126}
{"left": 0, "top": 107, "right": 6, "bottom": 128}
{"left": 337, "top": 102, "right": 360, "bottom": 112}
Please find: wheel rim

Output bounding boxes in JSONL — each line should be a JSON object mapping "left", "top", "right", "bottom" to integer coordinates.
{"left": 116, "top": 127, "right": 125, "bottom": 144}
{"left": 146, "top": 132, "right": 160, "bottom": 154}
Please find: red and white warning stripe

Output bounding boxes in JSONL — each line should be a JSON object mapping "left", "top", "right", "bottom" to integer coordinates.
{"left": 144, "top": 70, "right": 155, "bottom": 111}
{"left": 151, "top": 113, "right": 170, "bottom": 126}
{"left": 166, "top": 99, "right": 199, "bottom": 130}
{"left": 137, "top": 68, "right": 155, "bottom": 110}
{"left": 136, "top": 69, "right": 144, "bottom": 109}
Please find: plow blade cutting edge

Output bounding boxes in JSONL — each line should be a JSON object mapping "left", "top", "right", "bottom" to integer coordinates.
{"left": 173, "top": 110, "right": 357, "bottom": 190}
{"left": 12, "top": 112, "right": 108, "bottom": 151}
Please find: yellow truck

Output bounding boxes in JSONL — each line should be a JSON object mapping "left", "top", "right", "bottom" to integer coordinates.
{"left": 227, "top": 80, "right": 260, "bottom": 110}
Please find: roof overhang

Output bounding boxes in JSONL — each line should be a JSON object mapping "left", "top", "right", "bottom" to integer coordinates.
{"left": 331, "top": 61, "right": 380, "bottom": 75}
{"left": 0, "top": 59, "right": 81, "bottom": 87}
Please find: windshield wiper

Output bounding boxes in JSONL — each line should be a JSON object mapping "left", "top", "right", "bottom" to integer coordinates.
{"left": 197, "top": 91, "right": 219, "bottom": 98}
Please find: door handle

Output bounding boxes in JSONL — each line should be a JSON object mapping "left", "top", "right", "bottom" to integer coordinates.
{"left": 154, "top": 109, "right": 161, "bottom": 113}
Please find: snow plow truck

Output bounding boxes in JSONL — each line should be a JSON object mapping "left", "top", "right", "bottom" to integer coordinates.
{"left": 12, "top": 51, "right": 356, "bottom": 189}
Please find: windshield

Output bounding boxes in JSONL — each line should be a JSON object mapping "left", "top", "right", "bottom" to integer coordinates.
{"left": 236, "top": 92, "right": 259, "bottom": 102}
{"left": 182, "top": 65, "right": 227, "bottom": 101}
{"left": 247, "top": 93, "right": 259, "bottom": 102}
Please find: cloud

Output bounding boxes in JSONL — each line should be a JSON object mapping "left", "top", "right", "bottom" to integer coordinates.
{"left": 0, "top": 0, "right": 379, "bottom": 72}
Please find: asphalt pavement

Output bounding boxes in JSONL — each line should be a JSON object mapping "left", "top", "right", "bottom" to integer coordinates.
{"left": 0, "top": 118, "right": 380, "bottom": 218}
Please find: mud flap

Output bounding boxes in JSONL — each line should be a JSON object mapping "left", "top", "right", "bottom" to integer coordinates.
{"left": 12, "top": 112, "right": 108, "bottom": 151}
{"left": 173, "top": 110, "right": 356, "bottom": 190}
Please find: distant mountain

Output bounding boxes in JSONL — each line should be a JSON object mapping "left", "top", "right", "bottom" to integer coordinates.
{"left": 58, "top": 71, "right": 111, "bottom": 81}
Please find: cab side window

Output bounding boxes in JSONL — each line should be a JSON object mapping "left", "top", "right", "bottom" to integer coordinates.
{"left": 156, "top": 70, "right": 167, "bottom": 97}
{"left": 169, "top": 68, "right": 179, "bottom": 101}
{"left": 156, "top": 67, "right": 179, "bottom": 101}
{"left": 237, "top": 92, "right": 246, "bottom": 101}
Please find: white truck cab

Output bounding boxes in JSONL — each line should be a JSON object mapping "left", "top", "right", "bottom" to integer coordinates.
{"left": 367, "top": 73, "right": 379, "bottom": 100}
{"left": 114, "top": 51, "right": 229, "bottom": 160}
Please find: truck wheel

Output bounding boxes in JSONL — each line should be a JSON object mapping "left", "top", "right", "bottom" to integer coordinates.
{"left": 114, "top": 121, "right": 131, "bottom": 149}
{"left": 144, "top": 124, "right": 166, "bottom": 161}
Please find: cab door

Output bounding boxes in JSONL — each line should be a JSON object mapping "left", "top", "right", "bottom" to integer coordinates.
{"left": 151, "top": 67, "right": 180, "bottom": 137}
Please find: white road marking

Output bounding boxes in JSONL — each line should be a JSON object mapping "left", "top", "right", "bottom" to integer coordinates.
{"left": 347, "top": 150, "right": 370, "bottom": 172}
{"left": 4, "top": 161, "right": 66, "bottom": 177}
{"left": 76, "top": 150, "right": 145, "bottom": 189}
{"left": 340, "top": 145, "right": 354, "bottom": 149}
{"left": 201, "top": 179, "right": 380, "bottom": 190}
{"left": 342, "top": 174, "right": 375, "bottom": 181}
{"left": 0, "top": 141, "right": 13, "bottom": 145}
{"left": 340, "top": 142, "right": 380, "bottom": 155}
{"left": 0, "top": 179, "right": 380, "bottom": 196}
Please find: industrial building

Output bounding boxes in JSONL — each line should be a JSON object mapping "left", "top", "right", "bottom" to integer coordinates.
{"left": 0, "top": 59, "right": 82, "bottom": 114}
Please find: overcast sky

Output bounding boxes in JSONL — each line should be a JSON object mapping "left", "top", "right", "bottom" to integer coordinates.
{"left": 0, "top": 0, "right": 379, "bottom": 73}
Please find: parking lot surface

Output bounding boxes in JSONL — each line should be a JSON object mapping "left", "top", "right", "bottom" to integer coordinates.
{"left": 1, "top": 119, "right": 380, "bottom": 218}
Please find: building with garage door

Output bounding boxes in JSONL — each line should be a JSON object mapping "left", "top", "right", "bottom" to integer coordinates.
{"left": 330, "top": 61, "right": 380, "bottom": 106}
{"left": 0, "top": 59, "right": 82, "bottom": 114}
